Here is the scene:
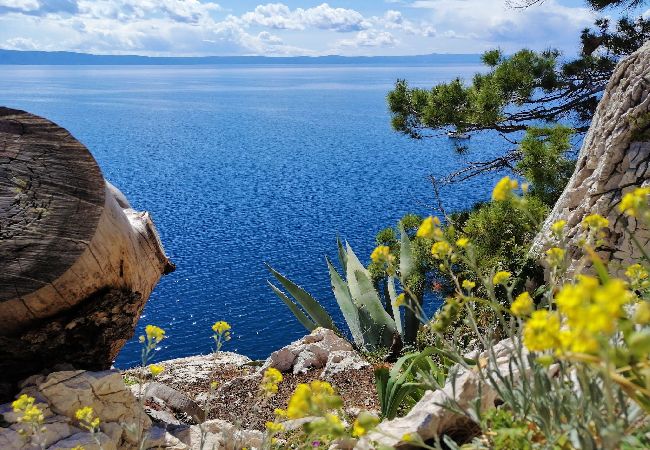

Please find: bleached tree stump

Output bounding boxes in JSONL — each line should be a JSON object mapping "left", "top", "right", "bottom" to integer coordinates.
{"left": 532, "top": 42, "right": 650, "bottom": 273}
{"left": 0, "top": 107, "right": 174, "bottom": 386}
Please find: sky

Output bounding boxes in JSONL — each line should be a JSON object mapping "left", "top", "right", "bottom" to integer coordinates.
{"left": 0, "top": 0, "right": 647, "bottom": 57}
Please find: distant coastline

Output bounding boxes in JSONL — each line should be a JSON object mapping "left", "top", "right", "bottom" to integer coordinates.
{"left": 0, "top": 49, "right": 482, "bottom": 66}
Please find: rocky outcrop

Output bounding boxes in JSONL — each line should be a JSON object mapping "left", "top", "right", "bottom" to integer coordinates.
{"left": 261, "top": 327, "right": 369, "bottom": 377}
{"left": 0, "top": 107, "right": 174, "bottom": 390}
{"left": 532, "top": 42, "right": 650, "bottom": 272}
{"left": 357, "top": 339, "right": 524, "bottom": 449}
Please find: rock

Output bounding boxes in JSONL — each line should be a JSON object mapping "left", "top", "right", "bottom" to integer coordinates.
{"left": 47, "top": 431, "right": 116, "bottom": 450}
{"left": 170, "top": 419, "right": 264, "bottom": 450}
{"left": 532, "top": 42, "right": 650, "bottom": 274}
{"left": 321, "top": 350, "right": 370, "bottom": 379}
{"left": 144, "top": 426, "right": 189, "bottom": 450}
{"left": 0, "top": 369, "right": 150, "bottom": 450}
{"left": 135, "top": 382, "right": 205, "bottom": 424}
{"left": 0, "top": 107, "right": 174, "bottom": 389}
{"left": 261, "top": 328, "right": 365, "bottom": 375}
{"left": 357, "top": 339, "right": 522, "bottom": 449}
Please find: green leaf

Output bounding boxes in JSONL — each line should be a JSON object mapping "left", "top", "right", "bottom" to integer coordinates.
{"left": 353, "top": 269, "right": 396, "bottom": 347}
{"left": 387, "top": 276, "right": 403, "bottom": 338}
{"left": 399, "top": 224, "right": 415, "bottom": 280}
{"left": 266, "top": 264, "right": 339, "bottom": 332}
{"left": 267, "top": 282, "right": 317, "bottom": 332}
{"left": 345, "top": 243, "right": 369, "bottom": 302}
{"left": 327, "top": 257, "right": 363, "bottom": 347}
{"left": 336, "top": 236, "right": 348, "bottom": 273}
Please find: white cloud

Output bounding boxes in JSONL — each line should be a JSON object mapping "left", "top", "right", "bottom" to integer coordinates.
{"left": 405, "top": 0, "right": 594, "bottom": 50}
{"left": 373, "top": 9, "right": 436, "bottom": 37}
{"left": 239, "top": 2, "right": 369, "bottom": 32}
{"left": 336, "top": 29, "right": 398, "bottom": 48}
{"left": 77, "top": 0, "right": 222, "bottom": 24}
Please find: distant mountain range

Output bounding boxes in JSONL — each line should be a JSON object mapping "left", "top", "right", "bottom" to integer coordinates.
{"left": 0, "top": 49, "right": 482, "bottom": 65}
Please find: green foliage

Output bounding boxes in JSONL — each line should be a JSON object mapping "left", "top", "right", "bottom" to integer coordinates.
{"left": 458, "top": 195, "right": 549, "bottom": 274}
{"left": 269, "top": 236, "right": 427, "bottom": 351}
{"left": 515, "top": 126, "right": 575, "bottom": 205}
{"left": 374, "top": 347, "right": 442, "bottom": 419}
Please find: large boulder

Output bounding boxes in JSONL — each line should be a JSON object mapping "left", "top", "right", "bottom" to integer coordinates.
{"left": 0, "top": 107, "right": 174, "bottom": 389}
{"left": 532, "top": 41, "right": 650, "bottom": 272}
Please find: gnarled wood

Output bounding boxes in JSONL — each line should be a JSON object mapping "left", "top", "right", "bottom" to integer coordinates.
{"left": 532, "top": 42, "right": 650, "bottom": 272}
{"left": 0, "top": 107, "right": 174, "bottom": 382}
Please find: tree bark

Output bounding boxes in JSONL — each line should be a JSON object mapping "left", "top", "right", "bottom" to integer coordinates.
{"left": 0, "top": 107, "right": 174, "bottom": 384}
{"left": 531, "top": 42, "right": 650, "bottom": 273}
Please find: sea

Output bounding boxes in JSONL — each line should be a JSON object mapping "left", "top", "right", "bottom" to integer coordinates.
{"left": 0, "top": 61, "right": 507, "bottom": 367}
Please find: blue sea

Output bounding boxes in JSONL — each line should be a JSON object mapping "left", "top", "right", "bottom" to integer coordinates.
{"left": 0, "top": 62, "right": 506, "bottom": 367}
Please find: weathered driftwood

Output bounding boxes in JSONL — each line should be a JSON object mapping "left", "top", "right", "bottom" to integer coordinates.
{"left": 0, "top": 107, "right": 174, "bottom": 385}
{"left": 532, "top": 41, "right": 650, "bottom": 272}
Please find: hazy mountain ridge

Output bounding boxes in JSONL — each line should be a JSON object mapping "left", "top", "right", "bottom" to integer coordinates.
{"left": 0, "top": 49, "right": 482, "bottom": 65}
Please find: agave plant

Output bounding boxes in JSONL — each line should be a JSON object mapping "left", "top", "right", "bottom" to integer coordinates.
{"left": 267, "top": 228, "right": 417, "bottom": 351}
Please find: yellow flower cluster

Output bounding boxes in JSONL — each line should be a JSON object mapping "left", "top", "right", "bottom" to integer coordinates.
{"left": 493, "top": 271, "right": 511, "bottom": 286}
{"left": 352, "top": 412, "right": 380, "bottom": 437}
{"left": 545, "top": 247, "right": 565, "bottom": 268}
{"left": 626, "top": 263, "right": 650, "bottom": 291}
{"left": 416, "top": 216, "right": 442, "bottom": 239}
{"left": 12, "top": 394, "right": 44, "bottom": 425}
{"left": 281, "top": 380, "right": 342, "bottom": 420}
{"left": 462, "top": 279, "right": 476, "bottom": 291}
{"left": 581, "top": 214, "right": 609, "bottom": 231}
{"left": 142, "top": 325, "right": 165, "bottom": 344}
{"left": 492, "top": 176, "right": 519, "bottom": 201}
{"left": 370, "top": 245, "right": 392, "bottom": 264}
{"left": 75, "top": 406, "right": 100, "bottom": 431}
{"left": 511, "top": 292, "right": 534, "bottom": 317}
{"left": 619, "top": 187, "right": 650, "bottom": 218}
{"left": 394, "top": 293, "right": 406, "bottom": 307}
{"left": 212, "top": 321, "right": 232, "bottom": 339}
{"left": 260, "top": 367, "right": 283, "bottom": 397}
{"left": 149, "top": 364, "right": 164, "bottom": 377}
{"left": 523, "top": 276, "right": 634, "bottom": 353}
{"left": 431, "top": 241, "right": 452, "bottom": 260}
{"left": 265, "top": 421, "right": 285, "bottom": 434}
{"left": 551, "top": 219, "right": 566, "bottom": 236}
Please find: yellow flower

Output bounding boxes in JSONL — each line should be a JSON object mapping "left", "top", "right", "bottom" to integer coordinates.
{"left": 523, "top": 310, "right": 561, "bottom": 352}
{"left": 12, "top": 394, "right": 34, "bottom": 413}
{"left": 581, "top": 214, "right": 609, "bottom": 231}
{"left": 370, "top": 245, "right": 392, "bottom": 265}
{"left": 212, "top": 321, "right": 231, "bottom": 334}
{"left": 352, "top": 412, "right": 379, "bottom": 437}
{"left": 461, "top": 279, "right": 476, "bottom": 291}
{"left": 431, "top": 241, "right": 452, "bottom": 260}
{"left": 149, "top": 364, "right": 164, "bottom": 377}
{"left": 286, "top": 381, "right": 341, "bottom": 419}
{"left": 545, "top": 247, "right": 565, "bottom": 268}
{"left": 456, "top": 237, "right": 469, "bottom": 248}
{"left": 625, "top": 263, "right": 650, "bottom": 291}
{"left": 75, "top": 406, "right": 100, "bottom": 431}
{"left": 20, "top": 405, "right": 44, "bottom": 425}
{"left": 492, "top": 176, "right": 518, "bottom": 201}
{"left": 210, "top": 381, "right": 219, "bottom": 390}
{"left": 394, "top": 293, "right": 406, "bottom": 307}
{"left": 416, "top": 216, "right": 441, "bottom": 239}
{"left": 618, "top": 187, "right": 650, "bottom": 217}
{"left": 511, "top": 292, "right": 534, "bottom": 317}
{"left": 493, "top": 271, "right": 511, "bottom": 286}
{"left": 402, "top": 433, "right": 416, "bottom": 442}
{"left": 265, "top": 421, "right": 285, "bottom": 434}
{"left": 551, "top": 220, "right": 566, "bottom": 236}
{"left": 261, "top": 367, "right": 283, "bottom": 397}
{"left": 71, "top": 446, "right": 86, "bottom": 450}
{"left": 634, "top": 302, "right": 650, "bottom": 325}
{"left": 144, "top": 325, "right": 165, "bottom": 344}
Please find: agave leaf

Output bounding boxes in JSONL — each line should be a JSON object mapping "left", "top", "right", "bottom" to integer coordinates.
{"left": 357, "top": 305, "right": 383, "bottom": 349}
{"left": 327, "top": 257, "right": 363, "bottom": 347}
{"left": 336, "top": 236, "right": 348, "bottom": 274}
{"left": 353, "top": 269, "right": 396, "bottom": 348}
{"left": 345, "top": 243, "right": 369, "bottom": 302}
{"left": 266, "top": 264, "right": 338, "bottom": 332}
{"left": 399, "top": 224, "right": 415, "bottom": 280}
{"left": 267, "top": 282, "right": 317, "bottom": 332}
{"left": 387, "top": 276, "right": 404, "bottom": 338}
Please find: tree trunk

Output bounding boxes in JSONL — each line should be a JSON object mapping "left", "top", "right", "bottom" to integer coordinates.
{"left": 0, "top": 107, "right": 174, "bottom": 386}
{"left": 531, "top": 42, "right": 650, "bottom": 273}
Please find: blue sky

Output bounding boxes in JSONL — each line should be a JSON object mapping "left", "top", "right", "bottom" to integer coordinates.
{"left": 0, "top": 0, "right": 647, "bottom": 56}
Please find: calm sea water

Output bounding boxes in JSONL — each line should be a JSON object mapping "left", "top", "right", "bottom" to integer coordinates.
{"left": 0, "top": 63, "right": 506, "bottom": 367}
